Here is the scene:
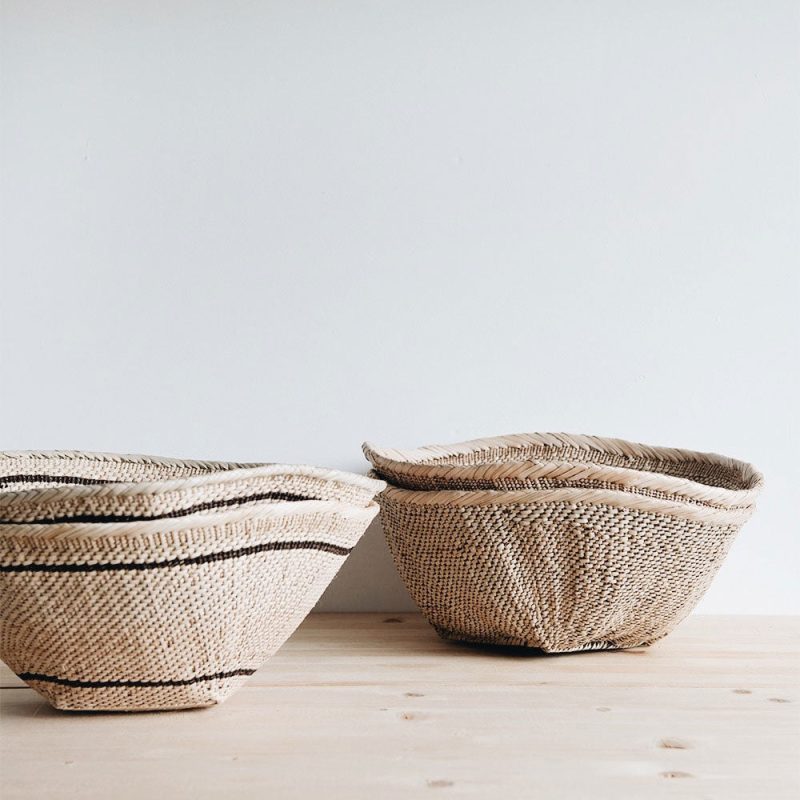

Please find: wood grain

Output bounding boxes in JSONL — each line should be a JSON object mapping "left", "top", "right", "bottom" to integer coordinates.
{"left": 1, "top": 614, "right": 798, "bottom": 799}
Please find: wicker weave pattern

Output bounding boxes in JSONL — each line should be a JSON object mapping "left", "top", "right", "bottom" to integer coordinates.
{"left": 367, "top": 433, "right": 762, "bottom": 652}
{"left": 0, "top": 452, "right": 384, "bottom": 711}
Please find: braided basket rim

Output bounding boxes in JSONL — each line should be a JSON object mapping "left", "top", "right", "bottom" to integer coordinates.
{"left": 374, "top": 475, "right": 754, "bottom": 525}
{"left": 0, "top": 450, "right": 385, "bottom": 506}
{"left": 363, "top": 432, "right": 762, "bottom": 508}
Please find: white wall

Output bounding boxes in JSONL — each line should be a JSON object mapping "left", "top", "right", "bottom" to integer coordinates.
{"left": 1, "top": 1, "right": 797, "bottom": 614}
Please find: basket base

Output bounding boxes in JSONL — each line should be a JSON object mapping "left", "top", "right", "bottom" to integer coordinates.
{"left": 21, "top": 674, "right": 251, "bottom": 712}
{"left": 432, "top": 625, "right": 657, "bottom": 654}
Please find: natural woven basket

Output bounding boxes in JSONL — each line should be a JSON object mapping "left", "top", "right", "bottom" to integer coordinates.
{"left": 0, "top": 451, "right": 384, "bottom": 711}
{"left": 367, "top": 434, "right": 762, "bottom": 652}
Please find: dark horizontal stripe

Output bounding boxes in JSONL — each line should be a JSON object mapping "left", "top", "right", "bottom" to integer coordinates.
{"left": 0, "top": 474, "right": 117, "bottom": 488}
{"left": 0, "top": 538, "right": 352, "bottom": 573}
{"left": 18, "top": 668, "right": 256, "bottom": 689}
{"left": 0, "top": 490, "right": 318, "bottom": 525}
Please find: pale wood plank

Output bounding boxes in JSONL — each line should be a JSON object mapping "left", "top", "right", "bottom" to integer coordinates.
{"left": 1, "top": 614, "right": 798, "bottom": 799}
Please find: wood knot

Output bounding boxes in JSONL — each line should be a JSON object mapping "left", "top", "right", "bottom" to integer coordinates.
{"left": 660, "top": 738, "right": 690, "bottom": 750}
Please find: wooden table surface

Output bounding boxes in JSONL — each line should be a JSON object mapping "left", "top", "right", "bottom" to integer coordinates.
{"left": 1, "top": 614, "right": 798, "bottom": 799}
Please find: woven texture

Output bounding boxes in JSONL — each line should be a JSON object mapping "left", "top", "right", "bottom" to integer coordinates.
{"left": 367, "top": 433, "right": 762, "bottom": 652}
{"left": 0, "top": 451, "right": 384, "bottom": 711}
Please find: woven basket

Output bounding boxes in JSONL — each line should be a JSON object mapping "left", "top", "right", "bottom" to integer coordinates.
{"left": 367, "top": 434, "right": 762, "bottom": 652}
{"left": 0, "top": 451, "right": 384, "bottom": 711}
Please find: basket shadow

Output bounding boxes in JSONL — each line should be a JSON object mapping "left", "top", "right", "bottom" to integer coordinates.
{"left": 440, "top": 638, "right": 629, "bottom": 660}
{"left": 364, "top": 616, "right": 638, "bottom": 660}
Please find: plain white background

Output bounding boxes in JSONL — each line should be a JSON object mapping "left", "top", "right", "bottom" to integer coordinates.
{"left": 1, "top": 1, "right": 797, "bottom": 614}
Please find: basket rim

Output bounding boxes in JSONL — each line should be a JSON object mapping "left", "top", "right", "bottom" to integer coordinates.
{"left": 0, "top": 498, "right": 380, "bottom": 540}
{"left": 374, "top": 475, "right": 754, "bottom": 525}
{"left": 0, "top": 450, "right": 385, "bottom": 505}
{"left": 368, "top": 457, "right": 759, "bottom": 509}
{"left": 363, "top": 432, "right": 763, "bottom": 507}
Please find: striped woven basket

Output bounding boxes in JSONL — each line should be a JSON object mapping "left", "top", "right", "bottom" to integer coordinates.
{"left": 0, "top": 451, "right": 384, "bottom": 711}
{"left": 366, "top": 433, "right": 762, "bottom": 652}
